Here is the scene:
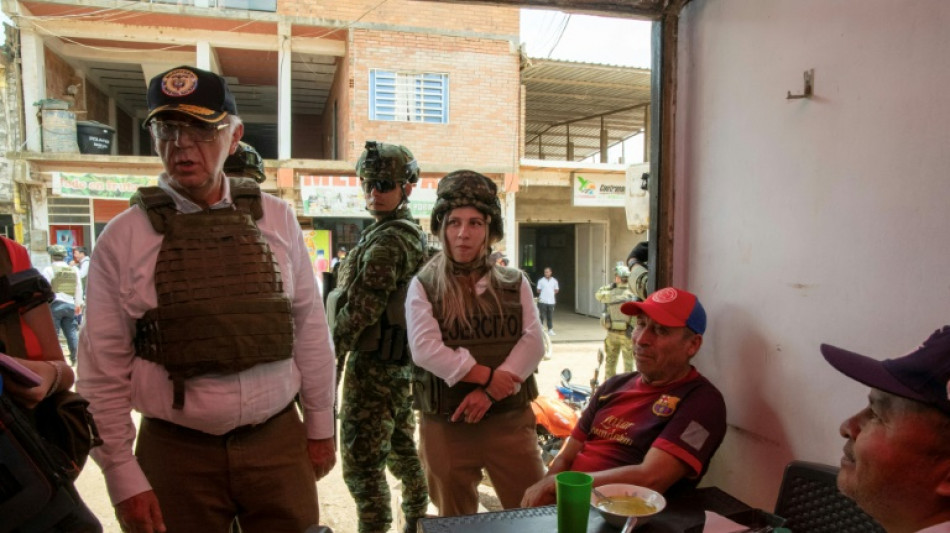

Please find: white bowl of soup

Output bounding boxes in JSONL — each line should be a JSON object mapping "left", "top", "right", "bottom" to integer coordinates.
{"left": 590, "top": 483, "right": 667, "bottom": 528}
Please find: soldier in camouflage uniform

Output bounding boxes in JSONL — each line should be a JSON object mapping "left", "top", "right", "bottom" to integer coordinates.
{"left": 595, "top": 264, "right": 636, "bottom": 378}
{"left": 328, "top": 141, "right": 429, "bottom": 533}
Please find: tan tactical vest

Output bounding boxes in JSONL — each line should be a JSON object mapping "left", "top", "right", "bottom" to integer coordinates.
{"left": 50, "top": 264, "right": 78, "bottom": 296}
{"left": 132, "top": 178, "right": 294, "bottom": 409}
{"left": 603, "top": 286, "right": 634, "bottom": 332}
{"left": 413, "top": 266, "right": 538, "bottom": 415}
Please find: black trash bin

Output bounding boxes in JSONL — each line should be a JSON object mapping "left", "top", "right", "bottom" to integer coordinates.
{"left": 76, "top": 121, "right": 115, "bottom": 154}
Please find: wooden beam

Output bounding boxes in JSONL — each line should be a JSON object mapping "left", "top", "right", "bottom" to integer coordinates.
{"left": 23, "top": 18, "right": 344, "bottom": 56}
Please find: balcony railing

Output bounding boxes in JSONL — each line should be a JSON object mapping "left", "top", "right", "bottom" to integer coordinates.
{"left": 147, "top": 0, "right": 276, "bottom": 12}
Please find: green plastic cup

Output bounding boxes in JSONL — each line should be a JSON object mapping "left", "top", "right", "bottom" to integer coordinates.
{"left": 556, "top": 471, "right": 594, "bottom": 533}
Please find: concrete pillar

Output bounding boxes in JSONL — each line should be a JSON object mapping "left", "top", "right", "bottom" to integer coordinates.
{"left": 19, "top": 27, "right": 45, "bottom": 153}
{"left": 277, "top": 21, "right": 292, "bottom": 160}
{"left": 505, "top": 190, "right": 517, "bottom": 266}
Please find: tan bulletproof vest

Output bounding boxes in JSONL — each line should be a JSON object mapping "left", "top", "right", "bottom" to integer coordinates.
{"left": 605, "top": 287, "right": 634, "bottom": 331}
{"left": 132, "top": 178, "right": 294, "bottom": 409}
{"left": 50, "top": 264, "right": 78, "bottom": 296}
{"left": 413, "top": 266, "right": 538, "bottom": 415}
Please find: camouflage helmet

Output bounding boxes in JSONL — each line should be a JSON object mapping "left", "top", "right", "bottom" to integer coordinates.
{"left": 430, "top": 170, "right": 503, "bottom": 243}
{"left": 223, "top": 141, "right": 266, "bottom": 183}
{"left": 614, "top": 264, "right": 631, "bottom": 280}
{"left": 48, "top": 244, "right": 67, "bottom": 258}
{"left": 356, "top": 141, "right": 419, "bottom": 184}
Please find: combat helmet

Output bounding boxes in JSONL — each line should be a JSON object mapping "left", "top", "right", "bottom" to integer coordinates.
{"left": 48, "top": 244, "right": 67, "bottom": 259}
{"left": 614, "top": 264, "right": 630, "bottom": 280}
{"left": 223, "top": 141, "right": 266, "bottom": 183}
{"left": 430, "top": 170, "right": 503, "bottom": 244}
{"left": 356, "top": 141, "right": 419, "bottom": 216}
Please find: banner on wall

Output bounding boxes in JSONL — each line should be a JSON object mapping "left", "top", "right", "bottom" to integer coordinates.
{"left": 300, "top": 175, "right": 439, "bottom": 219}
{"left": 53, "top": 172, "right": 158, "bottom": 200}
{"left": 571, "top": 171, "right": 626, "bottom": 207}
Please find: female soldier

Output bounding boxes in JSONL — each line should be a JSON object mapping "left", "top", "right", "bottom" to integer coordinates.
{"left": 406, "top": 170, "right": 545, "bottom": 516}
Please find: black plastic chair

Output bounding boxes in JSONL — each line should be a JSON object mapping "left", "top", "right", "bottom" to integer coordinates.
{"left": 774, "top": 460, "right": 885, "bottom": 533}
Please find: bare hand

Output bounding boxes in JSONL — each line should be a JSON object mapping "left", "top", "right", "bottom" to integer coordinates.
{"left": 486, "top": 369, "right": 522, "bottom": 400}
{"left": 308, "top": 438, "right": 336, "bottom": 480}
{"left": 451, "top": 388, "right": 493, "bottom": 424}
{"left": 115, "top": 490, "right": 166, "bottom": 533}
{"left": 521, "top": 476, "right": 557, "bottom": 508}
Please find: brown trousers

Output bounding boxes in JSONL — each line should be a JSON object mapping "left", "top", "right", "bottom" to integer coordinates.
{"left": 419, "top": 405, "right": 544, "bottom": 517}
{"left": 137, "top": 406, "right": 318, "bottom": 533}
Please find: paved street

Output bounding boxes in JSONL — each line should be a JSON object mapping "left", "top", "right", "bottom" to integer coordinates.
{"left": 74, "top": 311, "right": 605, "bottom": 532}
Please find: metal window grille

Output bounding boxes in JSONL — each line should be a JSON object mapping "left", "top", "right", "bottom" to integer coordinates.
{"left": 48, "top": 197, "right": 92, "bottom": 225}
{"left": 370, "top": 70, "right": 449, "bottom": 124}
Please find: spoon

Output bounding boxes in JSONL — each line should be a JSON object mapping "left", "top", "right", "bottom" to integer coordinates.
{"left": 591, "top": 486, "right": 615, "bottom": 505}
{"left": 621, "top": 516, "right": 638, "bottom": 533}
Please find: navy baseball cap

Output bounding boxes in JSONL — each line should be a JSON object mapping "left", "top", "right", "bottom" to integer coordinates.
{"left": 821, "top": 326, "right": 950, "bottom": 416}
{"left": 620, "top": 287, "right": 707, "bottom": 335}
{"left": 145, "top": 66, "right": 237, "bottom": 124}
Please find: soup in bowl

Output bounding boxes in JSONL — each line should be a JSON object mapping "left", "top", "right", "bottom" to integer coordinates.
{"left": 590, "top": 484, "right": 666, "bottom": 528}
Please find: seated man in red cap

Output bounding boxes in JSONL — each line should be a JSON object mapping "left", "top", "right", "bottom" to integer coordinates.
{"left": 521, "top": 287, "right": 727, "bottom": 506}
{"left": 823, "top": 327, "right": 950, "bottom": 533}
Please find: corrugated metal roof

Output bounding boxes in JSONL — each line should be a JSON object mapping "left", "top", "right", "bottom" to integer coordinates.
{"left": 522, "top": 56, "right": 651, "bottom": 162}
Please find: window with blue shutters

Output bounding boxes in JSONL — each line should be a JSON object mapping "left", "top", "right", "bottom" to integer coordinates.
{"left": 370, "top": 70, "right": 449, "bottom": 124}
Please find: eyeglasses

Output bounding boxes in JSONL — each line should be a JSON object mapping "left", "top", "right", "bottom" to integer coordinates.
{"left": 149, "top": 120, "right": 229, "bottom": 143}
{"left": 361, "top": 179, "right": 398, "bottom": 194}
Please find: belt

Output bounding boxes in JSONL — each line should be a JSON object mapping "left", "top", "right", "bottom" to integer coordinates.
{"left": 144, "top": 402, "right": 296, "bottom": 440}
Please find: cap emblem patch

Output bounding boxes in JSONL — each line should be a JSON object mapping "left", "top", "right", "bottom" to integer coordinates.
{"left": 652, "top": 288, "right": 679, "bottom": 304}
{"left": 162, "top": 69, "right": 199, "bottom": 98}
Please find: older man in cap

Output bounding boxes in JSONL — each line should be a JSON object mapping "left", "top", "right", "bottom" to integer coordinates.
{"left": 77, "top": 65, "right": 336, "bottom": 532}
{"left": 522, "top": 287, "right": 727, "bottom": 507}
{"left": 822, "top": 327, "right": 950, "bottom": 533}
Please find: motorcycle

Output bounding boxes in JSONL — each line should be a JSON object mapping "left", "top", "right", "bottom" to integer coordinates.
{"left": 555, "top": 348, "right": 605, "bottom": 410}
{"left": 532, "top": 350, "right": 605, "bottom": 465}
{"left": 531, "top": 393, "right": 578, "bottom": 465}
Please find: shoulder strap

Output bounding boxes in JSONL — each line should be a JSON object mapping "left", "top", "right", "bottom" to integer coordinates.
{"left": 130, "top": 186, "right": 177, "bottom": 234}
{"left": 229, "top": 177, "right": 263, "bottom": 220}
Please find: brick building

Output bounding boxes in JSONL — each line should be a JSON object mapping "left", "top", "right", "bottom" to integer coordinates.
{"left": 0, "top": 0, "right": 648, "bottom": 307}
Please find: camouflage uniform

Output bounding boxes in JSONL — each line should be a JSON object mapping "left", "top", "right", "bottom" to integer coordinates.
{"left": 596, "top": 281, "right": 635, "bottom": 379}
{"left": 334, "top": 207, "right": 428, "bottom": 533}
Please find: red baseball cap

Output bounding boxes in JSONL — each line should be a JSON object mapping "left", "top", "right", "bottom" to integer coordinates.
{"left": 620, "top": 287, "right": 706, "bottom": 335}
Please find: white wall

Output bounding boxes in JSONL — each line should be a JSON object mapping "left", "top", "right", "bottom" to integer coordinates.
{"left": 676, "top": 0, "right": 950, "bottom": 509}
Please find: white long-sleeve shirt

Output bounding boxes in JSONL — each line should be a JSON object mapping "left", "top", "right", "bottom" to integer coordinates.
{"left": 406, "top": 271, "right": 544, "bottom": 386}
{"left": 77, "top": 176, "right": 336, "bottom": 505}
